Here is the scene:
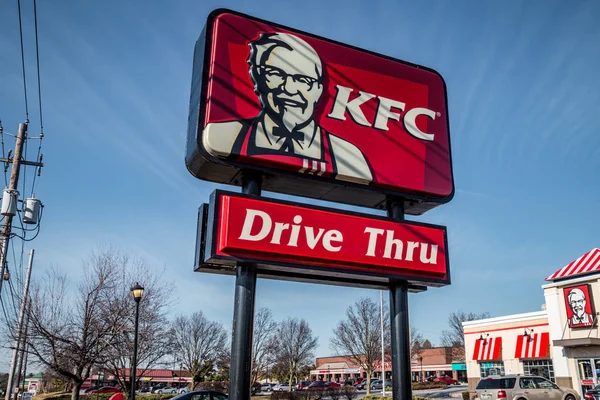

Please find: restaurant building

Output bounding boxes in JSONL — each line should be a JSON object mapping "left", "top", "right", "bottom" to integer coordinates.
{"left": 463, "top": 248, "right": 600, "bottom": 398}
{"left": 311, "top": 347, "right": 467, "bottom": 383}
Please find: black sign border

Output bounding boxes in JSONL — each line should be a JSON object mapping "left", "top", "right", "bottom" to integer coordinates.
{"left": 194, "top": 190, "right": 451, "bottom": 290}
{"left": 185, "top": 8, "right": 455, "bottom": 216}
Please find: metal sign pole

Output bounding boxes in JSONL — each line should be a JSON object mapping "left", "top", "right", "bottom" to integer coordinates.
{"left": 387, "top": 199, "right": 412, "bottom": 400}
{"left": 228, "top": 171, "right": 261, "bottom": 400}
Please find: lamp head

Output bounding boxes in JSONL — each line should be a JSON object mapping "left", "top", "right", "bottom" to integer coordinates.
{"left": 130, "top": 282, "right": 144, "bottom": 302}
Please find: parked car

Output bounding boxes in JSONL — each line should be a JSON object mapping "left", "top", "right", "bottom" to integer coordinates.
{"left": 88, "top": 387, "right": 122, "bottom": 394}
{"left": 169, "top": 390, "right": 227, "bottom": 400}
{"left": 84, "top": 386, "right": 101, "bottom": 394}
{"left": 370, "top": 379, "right": 392, "bottom": 390}
{"left": 295, "top": 381, "right": 311, "bottom": 391}
{"left": 585, "top": 384, "right": 600, "bottom": 399}
{"left": 474, "top": 375, "right": 579, "bottom": 400}
{"left": 354, "top": 380, "right": 367, "bottom": 390}
{"left": 273, "top": 384, "right": 290, "bottom": 392}
{"left": 156, "top": 387, "right": 178, "bottom": 394}
{"left": 434, "top": 376, "right": 458, "bottom": 385}
{"left": 151, "top": 383, "right": 168, "bottom": 393}
{"left": 178, "top": 387, "right": 190, "bottom": 394}
{"left": 139, "top": 386, "right": 151, "bottom": 393}
{"left": 260, "top": 384, "right": 274, "bottom": 393}
{"left": 306, "top": 381, "right": 339, "bottom": 390}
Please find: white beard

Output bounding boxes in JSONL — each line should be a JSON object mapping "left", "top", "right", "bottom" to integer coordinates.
{"left": 281, "top": 106, "right": 308, "bottom": 131}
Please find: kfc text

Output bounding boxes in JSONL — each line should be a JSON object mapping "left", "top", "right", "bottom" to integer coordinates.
{"left": 328, "top": 85, "right": 439, "bottom": 141}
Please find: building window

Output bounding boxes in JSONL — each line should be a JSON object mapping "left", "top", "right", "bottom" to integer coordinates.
{"left": 480, "top": 362, "right": 505, "bottom": 377}
{"left": 523, "top": 359, "right": 555, "bottom": 382}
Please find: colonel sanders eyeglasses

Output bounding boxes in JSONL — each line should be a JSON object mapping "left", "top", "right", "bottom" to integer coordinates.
{"left": 257, "top": 65, "right": 320, "bottom": 90}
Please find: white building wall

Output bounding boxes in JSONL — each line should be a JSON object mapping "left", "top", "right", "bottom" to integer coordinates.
{"left": 543, "top": 285, "right": 570, "bottom": 378}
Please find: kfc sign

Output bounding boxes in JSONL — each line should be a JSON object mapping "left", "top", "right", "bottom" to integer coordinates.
{"left": 197, "top": 191, "right": 450, "bottom": 287}
{"left": 564, "top": 284, "right": 597, "bottom": 329}
{"left": 186, "top": 9, "right": 454, "bottom": 215}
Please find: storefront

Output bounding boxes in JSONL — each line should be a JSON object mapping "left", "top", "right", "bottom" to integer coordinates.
{"left": 313, "top": 347, "right": 463, "bottom": 383}
{"left": 463, "top": 248, "right": 600, "bottom": 398}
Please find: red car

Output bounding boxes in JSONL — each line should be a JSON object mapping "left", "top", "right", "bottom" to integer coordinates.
{"left": 433, "top": 376, "right": 458, "bottom": 385}
{"left": 88, "top": 387, "right": 122, "bottom": 394}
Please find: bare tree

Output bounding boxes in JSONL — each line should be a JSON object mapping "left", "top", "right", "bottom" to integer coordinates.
{"left": 440, "top": 310, "right": 490, "bottom": 360}
{"left": 26, "top": 250, "right": 131, "bottom": 400}
{"left": 272, "top": 318, "right": 318, "bottom": 389}
{"left": 330, "top": 297, "right": 389, "bottom": 395}
{"left": 104, "top": 260, "right": 175, "bottom": 392}
{"left": 251, "top": 308, "right": 276, "bottom": 385}
{"left": 172, "top": 311, "right": 227, "bottom": 388}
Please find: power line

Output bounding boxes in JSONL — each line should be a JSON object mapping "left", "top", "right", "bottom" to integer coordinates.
{"left": 17, "top": 0, "right": 30, "bottom": 122}
{"left": 33, "top": 0, "right": 43, "bottom": 135}
{"left": 31, "top": 0, "right": 44, "bottom": 196}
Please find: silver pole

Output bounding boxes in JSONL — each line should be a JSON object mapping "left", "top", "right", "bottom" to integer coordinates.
{"left": 5, "top": 249, "right": 34, "bottom": 400}
{"left": 380, "top": 290, "right": 385, "bottom": 396}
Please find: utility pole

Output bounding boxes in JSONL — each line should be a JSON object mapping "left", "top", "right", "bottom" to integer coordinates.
{"left": 15, "top": 299, "right": 31, "bottom": 400}
{"left": 5, "top": 249, "right": 34, "bottom": 400}
{"left": 0, "top": 123, "right": 27, "bottom": 296}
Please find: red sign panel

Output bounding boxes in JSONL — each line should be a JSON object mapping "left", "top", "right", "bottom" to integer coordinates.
{"left": 563, "top": 284, "right": 597, "bottom": 329}
{"left": 186, "top": 9, "right": 453, "bottom": 215}
{"left": 198, "top": 191, "right": 450, "bottom": 287}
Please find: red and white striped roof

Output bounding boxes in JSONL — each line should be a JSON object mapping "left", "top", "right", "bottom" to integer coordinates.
{"left": 546, "top": 248, "right": 600, "bottom": 281}
{"left": 514, "top": 332, "right": 549, "bottom": 359}
{"left": 472, "top": 337, "right": 502, "bottom": 361}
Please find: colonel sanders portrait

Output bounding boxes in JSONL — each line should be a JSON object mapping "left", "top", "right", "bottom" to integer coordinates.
{"left": 567, "top": 287, "right": 595, "bottom": 328}
{"left": 202, "top": 32, "right": 373, "bottom": 184}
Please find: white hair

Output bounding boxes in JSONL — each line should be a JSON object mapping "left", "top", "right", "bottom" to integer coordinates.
{"left": 248, "top": 32, "right": 323, "bottom": 79}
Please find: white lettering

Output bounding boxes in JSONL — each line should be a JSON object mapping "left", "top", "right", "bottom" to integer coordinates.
{"left": 404, "top": 107, "right": 436, "bottom": 141}
{"left": 270, "top": 222, "right": 290, "bottom": 245}
{"left": 405, "top": 241, "right": 420, "bottom": 261}
{"left": 419, "top": 244, "right": 438, "bottom": 264}
{"left": 239, "top": 209, "right": 272, "bottom": 241}
{"left": 305, "top": 227, "right": 325, "bottom": 249}
{"left": 287, "top": 215, "right": 302, "bottom": 247}
{"left": 374, "top": 97, "right": 406, "bottom": 131}
{"left": 322, "top": 230, "right": 343, "bottom": 252}
{"left": 327, "top": 85, "right": 375, "bottom": 127}
{"left": 364, "top": 227, "right": 385, "bottom": 256}
{"left": 383, "top": 230, "right": 404, "bottom": 259}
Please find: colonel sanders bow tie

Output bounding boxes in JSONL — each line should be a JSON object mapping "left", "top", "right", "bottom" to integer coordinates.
{"left": 272, "top": 126, "right": 304, "bottom": 154}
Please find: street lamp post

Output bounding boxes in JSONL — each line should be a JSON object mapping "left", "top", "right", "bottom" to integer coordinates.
{"left": 419, "top": 357, "right": 423, "bottom": 383}
{"left": 130, "top": 283, "right": 144, "bottom": 400}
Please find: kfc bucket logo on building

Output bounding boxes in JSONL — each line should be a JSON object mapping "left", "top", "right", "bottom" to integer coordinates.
{"left": 202, "top": 191, "right": 450, "bottom": 286}
{"left": 186, "top": 10, "right": 453, "bottom": 213}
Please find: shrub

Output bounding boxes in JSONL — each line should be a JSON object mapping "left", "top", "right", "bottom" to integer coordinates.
{"left": 341, "top": 386, "right": 357, "bottom": 400}
{"left": 331, "top": 389, "right": 344, "bottom": 400}
{"left": 411, "top": 382, "right": 448, "bottom": 390}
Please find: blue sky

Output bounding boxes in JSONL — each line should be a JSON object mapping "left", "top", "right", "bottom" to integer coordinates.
{"left": 1, "top": 0, "right": 600, "bottom": 372}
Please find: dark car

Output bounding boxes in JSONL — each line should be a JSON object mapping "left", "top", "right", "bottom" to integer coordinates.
{"left": 585, "top": 385, "right": 600, "bottom": 399}
{"left": 306, "top": 381, "right": 328, "bottom": 390}
{"left": 169, "top": 390, "right": 228, "bottom": 400}
{"left": 295, "top": 381, "right": 311, "bottom": 391}
{"left": 88, "top": 387, "right": 122, "bottom": 394}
